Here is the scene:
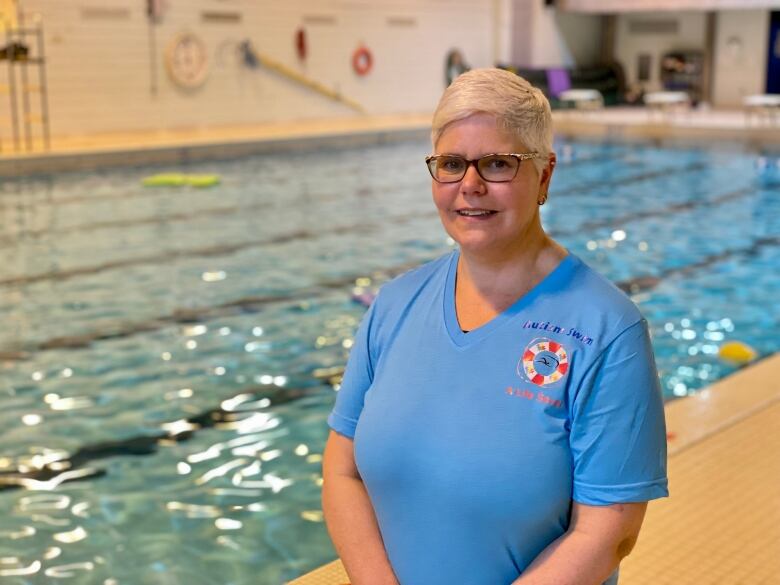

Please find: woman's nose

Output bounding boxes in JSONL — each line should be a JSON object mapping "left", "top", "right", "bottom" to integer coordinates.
{"left": 460, "top": 163, "right": 487, "bottom": 195}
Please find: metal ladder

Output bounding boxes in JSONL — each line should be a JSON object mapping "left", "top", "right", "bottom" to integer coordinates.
{"left": 1, "top": 8, "right": 50, "bottom": 153}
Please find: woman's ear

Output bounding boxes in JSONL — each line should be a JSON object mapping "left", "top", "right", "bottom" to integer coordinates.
{"left": 539, "top": 153, "right": 557, "bottom": 192}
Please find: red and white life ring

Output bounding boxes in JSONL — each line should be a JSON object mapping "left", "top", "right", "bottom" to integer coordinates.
{"left": 352, "top": 46, "right": 373, "bottom": 76}
{"left": 521, "top": 339, "right": 569, "bottom": 386}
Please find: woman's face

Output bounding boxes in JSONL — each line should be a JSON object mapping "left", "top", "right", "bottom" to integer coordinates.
{"left": 431, "top": 113, "right": 554, "bottom": 258}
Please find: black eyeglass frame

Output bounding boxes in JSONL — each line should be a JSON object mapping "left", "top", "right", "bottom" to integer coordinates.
{"left": 425, "top": 152, "right": 541, "bottom": 183}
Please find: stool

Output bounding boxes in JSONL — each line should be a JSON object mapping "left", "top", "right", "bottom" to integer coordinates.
{"left": 558, "top": 89, "right": 604, "bottom": 110}
{"left": 743, "top": 94, "right": 780, "bottom": 126}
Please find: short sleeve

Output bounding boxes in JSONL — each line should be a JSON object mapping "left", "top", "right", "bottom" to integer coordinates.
{"left": 569, "top": 319, "right": 669, "bottom": 505}
{"left": 327, "top": 300, "right": 379, "bottom": 439}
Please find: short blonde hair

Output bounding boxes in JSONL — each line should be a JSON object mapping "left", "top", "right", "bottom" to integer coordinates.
{"left": 431, "top": 68, "right": 553, "bottom": 171}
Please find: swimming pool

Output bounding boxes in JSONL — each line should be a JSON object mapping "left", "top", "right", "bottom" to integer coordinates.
{"left": 0, "top": 138, "right": 778, "bottom": 583}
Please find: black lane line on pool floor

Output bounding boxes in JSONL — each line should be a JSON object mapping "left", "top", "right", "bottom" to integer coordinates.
{"left": 0, "top": 147, "right": 627, "bottom": 211}
{"left": 0, "top": 163, "right": 743, "bottom": 288}
{"left": 0, "top": 225, "right": 369, "bottom": 287}
{"left": 553, "top": 161, "right": 710, "bottom": 196}
{"left": 2, "top": 240, "right": 778, "bottom": 488}
{"left": 0, "top": 179, "right": 409, "bottom": 248}
{"left": 0, "top": 181, "right": 763, "bottom": 353}
{"left": 3, "top": 227, "right": 778, "bottom": 492}
{"left": 0, "top": 159, "right": 707, "bottom": 253}
{"left": 0, "top": 382, "right": 330, "bottom": 492}
{"left": 1, "top": 229, "right": 777, "bottom": 361}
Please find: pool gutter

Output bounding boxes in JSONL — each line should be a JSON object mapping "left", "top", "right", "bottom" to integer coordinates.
{"left": 553, "top": 108, "right": 780, "bottom": 151}
{"left": 2, "top": 108, "right": 779, "bottom": 178}
{"left": 0, "top": 115, "right": 432, "bottom": 178}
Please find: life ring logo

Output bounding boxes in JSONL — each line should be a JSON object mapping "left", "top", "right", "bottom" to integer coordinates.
{"left": 518, "top": 338, "right": 569, "bottom": 386}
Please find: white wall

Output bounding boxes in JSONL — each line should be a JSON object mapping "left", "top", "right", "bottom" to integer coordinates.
{"left": 16, "top": 0, "right": 494, "bottom": 139}
{"left": 504, "top": 0, "right": 601, "bottom": 68}
{"left": 531, "top": 2, "right": 602, "bottom": 68}
{"left": 712, "top": 10, "right": 771, "bottom": 106}
{"left": 614, "top": 11, "right": 708, "bottom": 91}
{"left": 508, "top": 0, "right": 534, "bottom": 66}
{"left": 493, "top": 0, "right": 512, "bottom": 66}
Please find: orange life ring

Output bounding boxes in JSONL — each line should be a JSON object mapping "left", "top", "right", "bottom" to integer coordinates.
{"left": 352, "top": 46, "right": 373, "bottom": 76}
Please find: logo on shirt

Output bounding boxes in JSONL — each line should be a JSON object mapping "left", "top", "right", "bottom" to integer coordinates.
{"left": 522, "top": 320, "right": 594, "bottom": 345}
{"left": 518, "top": 338, "right": 569, "bottom": 386}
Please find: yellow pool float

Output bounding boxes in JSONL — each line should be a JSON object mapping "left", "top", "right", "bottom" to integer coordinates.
{"left": 142, "top": 173, "right": 221, "bottom": 188}
{"left": 142, "top": 173, "right": 187, "bottom": 187}
{"left": 185, "top": 174, "right": 221, "bottom": 188}
{"left": 718, "top": 341, "right": 757, "bottom": 365}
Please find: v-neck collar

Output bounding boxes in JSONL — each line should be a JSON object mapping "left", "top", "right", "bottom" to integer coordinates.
{"left": 443, "top": 248, "right": 577, "bottom": 348}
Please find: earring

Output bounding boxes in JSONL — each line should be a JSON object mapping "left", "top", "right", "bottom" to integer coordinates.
{"left": 537, "top": 194, "right": 548, "bottom": 206}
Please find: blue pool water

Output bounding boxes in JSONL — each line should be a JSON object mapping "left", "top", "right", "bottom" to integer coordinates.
{"left": 0, "top": 138, "right": 778, "bottom": 583}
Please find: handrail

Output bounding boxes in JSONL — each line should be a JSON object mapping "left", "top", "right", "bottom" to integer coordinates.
{"left": 251, "top": 48, "right": 366, "bottom": 114}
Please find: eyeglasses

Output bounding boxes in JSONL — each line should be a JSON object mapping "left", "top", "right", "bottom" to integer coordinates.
{"left": 425, "top": 153, "right": 540, "bottom": 183}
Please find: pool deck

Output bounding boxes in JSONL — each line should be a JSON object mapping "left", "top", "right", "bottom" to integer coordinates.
{"left": 0, "top": 113, "right": 432, "bottom": 177}
{"left": 554, "top": 106, "right": 780, "bottom": 150}
{"left": 290, "top": 353, "right": 780, "bottom": 585}
{"left": 1, "top": 105, "right": 779, "bottom": 177}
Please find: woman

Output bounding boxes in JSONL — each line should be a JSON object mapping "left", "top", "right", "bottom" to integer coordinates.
{"left": 322, "top": 68, "right": 668, "bottom": 585}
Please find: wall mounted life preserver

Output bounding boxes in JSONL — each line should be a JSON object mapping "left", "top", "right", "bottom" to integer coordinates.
{"left": 352, "top": 45, "right": 373, "bottom": 76}
{"left": 165, "top": 32, "right": 209, "bottom": 90}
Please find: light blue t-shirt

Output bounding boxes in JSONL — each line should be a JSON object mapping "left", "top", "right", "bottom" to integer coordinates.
{"left": 328, "top": 250, "right": 668, "bottom": 585}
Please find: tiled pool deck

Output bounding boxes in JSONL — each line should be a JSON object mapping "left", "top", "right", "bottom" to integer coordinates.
{"left": 0, "top": 114, "right": 432, "bottom": 177}
{"left": 554, "top": 106, "right": 780, "bottom": 150}
{"left": 3, "top": 106, "right": 777, "bottom": 583}
{"left": 2, "top": 106, "right": 779, "bottom": 177}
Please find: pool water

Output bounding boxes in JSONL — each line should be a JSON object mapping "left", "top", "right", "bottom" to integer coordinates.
{"left": 0, "top": 139, "right": 778, "bottom": 583}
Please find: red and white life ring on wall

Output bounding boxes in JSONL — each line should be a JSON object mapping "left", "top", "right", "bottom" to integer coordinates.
{"left": 352, "top": 45, "right": 373, "bottom": 76}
